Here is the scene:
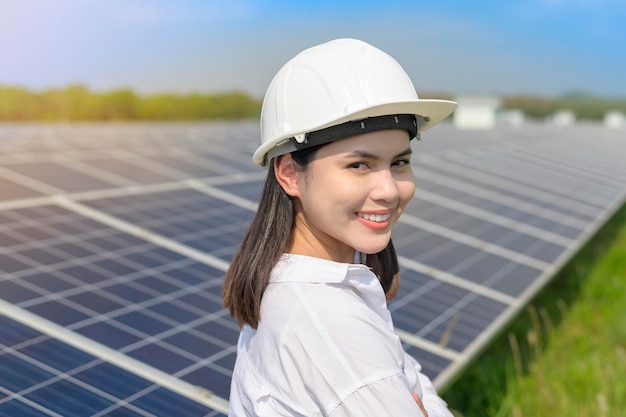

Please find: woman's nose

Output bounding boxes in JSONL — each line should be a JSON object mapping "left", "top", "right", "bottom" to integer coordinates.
{"left": 370, "top": 169, "right": 400, "bottom": 203}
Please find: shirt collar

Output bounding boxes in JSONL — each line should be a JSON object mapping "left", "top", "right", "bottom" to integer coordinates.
{"left": 270, "top": 253, "right": 373, "bottom": 284}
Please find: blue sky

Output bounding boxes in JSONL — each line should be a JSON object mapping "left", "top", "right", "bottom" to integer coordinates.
{"left": 1, "top": 0, "right": 625, "bottom": 98}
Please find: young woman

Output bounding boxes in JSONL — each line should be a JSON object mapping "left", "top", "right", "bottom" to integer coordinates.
{"left": 223, "top": 38, "right": 457, "bottom": 417}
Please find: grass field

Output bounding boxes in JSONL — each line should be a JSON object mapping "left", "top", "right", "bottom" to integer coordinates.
{"left": 442, "top": 202, "right": 626, "bottom": 417}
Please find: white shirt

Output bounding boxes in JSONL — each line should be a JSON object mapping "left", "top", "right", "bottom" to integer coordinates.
{"left": 228, "top": 254, "right": 453, "bottom": 417}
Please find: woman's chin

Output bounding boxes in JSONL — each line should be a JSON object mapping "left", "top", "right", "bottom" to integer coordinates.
{"left": 354, "top": 241, "right": 391, "bottom": 255}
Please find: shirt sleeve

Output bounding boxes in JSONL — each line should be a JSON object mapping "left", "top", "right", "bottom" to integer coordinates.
{"left": 328, "top": 373, "right": 427, "bottom": 417}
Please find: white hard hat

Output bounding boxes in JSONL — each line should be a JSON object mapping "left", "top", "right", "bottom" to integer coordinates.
{"left": 253, "top": 38, "right": 457, "bottom": 167}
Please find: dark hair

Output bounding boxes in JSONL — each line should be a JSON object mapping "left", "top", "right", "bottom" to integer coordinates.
{"left": 222, "top": 145, "right": 400, "bottom": 329}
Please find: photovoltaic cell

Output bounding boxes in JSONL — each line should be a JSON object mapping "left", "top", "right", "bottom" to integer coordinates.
{"left": 0, "top": 177, "right": 43, "bottom": 202}
{"left": 147, "top": 156, "right": 224, "bottom": 178}
{"left": 6, "top": 162, "right": 115, "bottom": 192}
{"left": 86, "top": 158, "right": 175, "bottom": 184}
{"left": 82, "top": 189, "right": 252, "bottom": 261}
{"left": 404, "top": 199, "right": 567, "bottom": 262}
{"left": 389, "top": 269, "right": 508, "bottom": 351}
{"left": 402, "top": 345, "right": 452, "bottom": 381}
{"left": 414, "top": 163, "right": 598, "bottom": 222}
{"left": 415, "top": 179, "right": 586, "bottom": 239}
{"left": 213, "top": 179, "right": 265, "bottom": 202}
{"left": 393, "top": 226, "right": 541, "bottom": 297}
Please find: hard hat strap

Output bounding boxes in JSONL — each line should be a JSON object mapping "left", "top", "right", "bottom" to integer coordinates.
{"left": 292, "top": 114, "right": 418, "bottom": 151}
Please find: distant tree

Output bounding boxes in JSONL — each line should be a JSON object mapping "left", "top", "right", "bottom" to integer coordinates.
{"left": 0, "top": 85, "right": 264, "bottom": 121}
{"left": 0, "top": 86, "right": 38, "bottom": 120}
{"left": 62, "top": 84, "right": 97, "bottom": 120}
{"left": 502, "top": 95, "right": 559, "bottom": 119}
{"left": 6, "top": 84, "right": 622, "bottom": 122}
{"left": 503, "top": 93, "right": 626, "bottom": 120}
{"left": 98, "top": 89, "right": 139, "bottom": 120}
{"left": 214, "top": 91, "right": 261, "bottom": 119}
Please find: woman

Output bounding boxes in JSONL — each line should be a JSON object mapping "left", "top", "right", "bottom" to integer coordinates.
{"left": 223, "top": 38, "right": 457, "bottom": 417}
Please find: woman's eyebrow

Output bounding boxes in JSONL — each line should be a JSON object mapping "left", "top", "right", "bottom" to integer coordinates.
{"left": 347, "top": 147, "right": 412, "bottom": 160}
{"left": 396, "top": 147, "right": 413, "bottom": 158}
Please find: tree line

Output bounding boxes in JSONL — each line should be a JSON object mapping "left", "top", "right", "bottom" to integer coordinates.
{"left": 501, "top": 93, "right": 626, "bottom": 120}
{"left": 432, "top": 91, "right": 626, "bottom": 121}
{"left": 0, "top": 84, "right": 261, "bottom": 121}
{"left": 1, "top": 84, "right": 624, "bottom": 121}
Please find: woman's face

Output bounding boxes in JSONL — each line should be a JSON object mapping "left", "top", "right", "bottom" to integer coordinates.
{"left": 288, "top": 129, "right": 416, "bottom": 263}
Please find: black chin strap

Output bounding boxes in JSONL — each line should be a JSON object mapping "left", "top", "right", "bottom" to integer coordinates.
{"left": 292, "top": 114, "right": 418, "bottom": 151}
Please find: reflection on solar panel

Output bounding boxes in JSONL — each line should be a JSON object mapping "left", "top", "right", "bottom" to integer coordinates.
{"left": 1, "top": 121, "right": 625, "bottom": 413}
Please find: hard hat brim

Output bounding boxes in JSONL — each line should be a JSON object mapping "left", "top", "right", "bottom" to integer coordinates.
{"left": 253, "top": 98, "right": 457, "bottom": 167}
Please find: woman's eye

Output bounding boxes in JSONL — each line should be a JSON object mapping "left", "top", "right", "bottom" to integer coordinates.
{"left": 348, "top": 162, "right": 369, "bottom": 170}
{"left": 393, "top": 159, "right": 410, "bottom": 167}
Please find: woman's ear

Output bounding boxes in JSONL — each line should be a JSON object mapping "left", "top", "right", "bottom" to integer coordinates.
{"left": 274, "top": 154, "right": 301, "bottom": 198}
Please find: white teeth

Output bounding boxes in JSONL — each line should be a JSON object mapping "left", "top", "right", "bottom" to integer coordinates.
{"left": 358, "top": 212, "right": 391, "bottom": 222}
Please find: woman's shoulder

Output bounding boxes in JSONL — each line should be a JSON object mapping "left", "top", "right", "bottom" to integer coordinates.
{"left": 269, "top": 253, "right": 353, "bottom": 284}
{"left": 264, "top": 277, "right": 398, "bottom": 352}
{"left": 280, "top": 281, "right": 406, "bottom": 380}
{"left": 262, "top": 277, "right": 370, "bottom": 327}
{"left": 250, "top": 274, "right": 407, "bottom": 409}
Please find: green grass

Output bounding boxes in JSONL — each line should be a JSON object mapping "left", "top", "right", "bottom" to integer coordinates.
{"left": 442, "top": 202, "right": 626, "bottom": 417}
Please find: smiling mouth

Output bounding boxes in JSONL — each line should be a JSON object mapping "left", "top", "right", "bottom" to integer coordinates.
{"left": 357, "top": 212, "right": 392, "bottom": 223}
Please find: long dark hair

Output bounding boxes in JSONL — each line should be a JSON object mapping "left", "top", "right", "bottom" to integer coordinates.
{"left": 222, "top": 146, "right": 400, "bottom": 329}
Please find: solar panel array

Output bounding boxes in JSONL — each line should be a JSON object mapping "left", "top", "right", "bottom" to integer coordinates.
{"left": 1, "top": 121, "right": 625, "bottom": 415}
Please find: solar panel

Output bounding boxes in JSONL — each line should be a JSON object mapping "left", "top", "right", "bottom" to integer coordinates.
{"left": 0, "top": 314, "right": 227, "bottom": 417}
{"left": 1, "top": 121, "right": 625, "bottom": 413}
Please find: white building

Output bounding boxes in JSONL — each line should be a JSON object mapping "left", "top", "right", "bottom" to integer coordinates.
{"left": 498, "top": 109, "right": 526, "bottom": 128}
{"left": 547, "top": 110, "right": 576, "bottom": 126}
{"left": 453, "top": 96, "right": 501, "bottom": 130}
{"left": 604, "top": 111, "right": 625, "bottom": 129}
